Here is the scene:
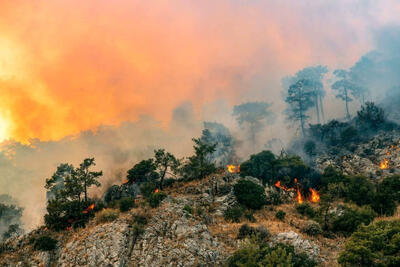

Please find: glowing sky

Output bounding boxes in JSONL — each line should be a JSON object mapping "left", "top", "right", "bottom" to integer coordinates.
{"left": 0, "top": 0, "right": 400, "bottom": 143}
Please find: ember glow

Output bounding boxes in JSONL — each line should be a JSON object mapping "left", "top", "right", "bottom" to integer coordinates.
{"left": 83, "top": 204, "right": 95, "bottom": 214}
{"left": 379, "top": 158, "right": 389, "bottom": 170}
{"left": 274, "top": 180, "right": 294, "bottom": 191}
{"left": 227, "top": 165, "right": 240, "bottom": 174}
{"left": 154, "top": 189, "right": 160, "bottom": 193}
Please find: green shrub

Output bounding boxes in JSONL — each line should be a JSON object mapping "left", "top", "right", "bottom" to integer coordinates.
{"left": 140, "top": 182, "right": 158, "bottom": 199}
{"left": 338, "top": 220, "right": 400, "bottom": 266}
{"left": 226, "top": 242, "right": 317, "bottom": 267}
{"left": 333, "top": 205, "right": 377, "bottom": 236}
{"left": 275, "top": 210, "right": 286, "bottom": 221}
{"left": 372, "top": 175, "right": 400, "bottom": 216}
{"left": 95, "top": 209, "right": 119, "bottom": 224}
{"left": 296, "top": 203, "right": 315, "bottom": 218}
{"left": 233, "top": 179, "right": 266, "bottom": 210}
{"left": 32, "top": 235, "right": 57, "bottom": 251}
{"left": 224, "top": 206, "right": 244, "bottom": 223}
{"left": 217, "top": 184, "right": 232, "bottom": 196}
{"left": 118, "top": 197, "right": 135, "bottom": 212}
{"left": 132, "top": 213, "right": 149, "bottom": 226}
{"left": 302, "top": 220, "right": 322, "bottom": 236}
{"left": 148, "top": 192, "right": 167, "bottom": 208}
{"left": 237, "top": 224, "right": 270, "bottom": 241}
{"left": 183, "top": 205, "right": 193, "bottom": 215}
{"left": 243, "top": 209, "right": 256, "bottom": 222}
{"left": 344, "top": 176, "right": 375, "bottom": 206}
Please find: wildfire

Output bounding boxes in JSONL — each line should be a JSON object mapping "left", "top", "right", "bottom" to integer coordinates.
{"left": 227, "top": 165, "right": 240, "bottom": 173}
{"left": 154, "top": 189, "right": 159, "bottom": 193}
{"left": 123, "top": 179, "right": 130, "bottom": 184}
{"left": 274, "top": 180, "right": 294, "bottom": 191}
{"left": 274, "top": 178, "right": 319, "bottom": 204}
{"left": 83, "top": 203, "right": 95, "bottom": 214}
{"left": 309, "top": 188, "right": 320, "bottom": 203}
{"left": 379, "top": 158, "right": 389, "bottom": 170}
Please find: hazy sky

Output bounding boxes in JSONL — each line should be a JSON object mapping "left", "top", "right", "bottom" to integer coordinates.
{"left": 1, "top": 0, "right": 400, "bottom": 229}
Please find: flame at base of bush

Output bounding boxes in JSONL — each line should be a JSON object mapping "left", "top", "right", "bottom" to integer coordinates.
{"left": 226, "top": 165, "right": 240, "bottom": 173}
{"left": 274, "top": 178, "right": 319, "bottom": 204}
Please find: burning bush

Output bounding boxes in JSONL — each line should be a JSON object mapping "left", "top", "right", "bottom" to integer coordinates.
{"left": 233, "top": 179, "right": 266, "bottom": 210}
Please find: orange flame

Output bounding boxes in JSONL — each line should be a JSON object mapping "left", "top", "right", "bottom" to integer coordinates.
{"left": 227, "top": 165, "right": 240, "bottom": 173}
{"left": 154, "top": 189, "right": 159, "bottom": 193}
{"left": 83, "top": 203, "right": 95, "bottom": 214}
{"left": 309, "top": 188, "right": 320, "bottom": 203}
{"left": 296, "top": 188, "right": 303, "bottom": 204}
{"left": 379, "top": 158, "right": 389, "bottom": 170}
{"left": 274, "top": 180, "right": 294, "bottom": 191}
{"left": 123, "top": 179, "right": 129, "bottom": 184}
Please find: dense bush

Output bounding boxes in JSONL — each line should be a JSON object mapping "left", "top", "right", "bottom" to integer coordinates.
{"left": 296, "top": 203, "right": 315, "bottom": 218}
{"left": 237, "top": 224, "right": 270, "bottom": 241}
{"left": 338, "top": 220, "right": 400, "bottom": 266}
{"left": 119, "top": 197, "right": 135, "bottom": 212}
{"left": 147, "top": 191, "right": 167, "bottom": 208}
{"left": 372, "top": 175, "right": 400, "bottom": 216}
{"left": 275, "top": 210, "right": 286, "bottom": 221}
{"left": 344, "top": 176, "right": 375, "bottom": 206}
{"left": 224, "top": 206, "right": 244, "bottom": 223}
{"left": 333, "top": 205, "right": 377, "bottom": 236}
{"left": 233, "top": 179, "right": 266, "bottom": 210}
{"left": 139, "top": 182, "right": 158, "bottom": 199}
{"left": 226, "top": 242, "right": 317, "bottom": 267}
{"left": 96, "top": 209, "right": 119, "bottom": 224}
{"left": 356, "top": 102, "right": 386, "bottom": 130}
{"left": 239, "top": 151, "right": 276, "bottom": 184}
{"left": 302, "top": 220, "right": 323, "bottom": 236}
{"left": 127, "top": 159, "right": 159, "bottom": 183}
{"left": 32, "top": 235, "right": 58, "bottom": 251}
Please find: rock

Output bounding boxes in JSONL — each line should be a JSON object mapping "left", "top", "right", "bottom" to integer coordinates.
{"left": 273, "top": 231, "right": 320, "bottom": 260}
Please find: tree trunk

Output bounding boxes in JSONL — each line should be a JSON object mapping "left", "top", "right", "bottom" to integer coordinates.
{"left": 319, "top": 95, "right": 325, "bottom": 123}
{"left": 345, "top": 88, "right": 351, "bottom": 120}
{"left": 160, "top": 165, "right": 167, "bottom": 190}
{"left": 299, "top": 98, "right": 305, "bottom": 137}
{"left": 315, "top": 93, "right": 320, "bottom": 124}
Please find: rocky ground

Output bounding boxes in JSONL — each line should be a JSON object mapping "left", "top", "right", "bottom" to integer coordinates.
{"left": 316, "top": 132, "right": 400, "bottom": 179}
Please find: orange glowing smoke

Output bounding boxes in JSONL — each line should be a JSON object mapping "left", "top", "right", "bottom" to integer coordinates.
{"left": 379, "top": 158, "right": 389, "bottom": 170}
{"left": 227, "top": 165, "right": 240, "bottom": 174}
{"left": 309, "top": 188, "right": 320, "bottom": 203}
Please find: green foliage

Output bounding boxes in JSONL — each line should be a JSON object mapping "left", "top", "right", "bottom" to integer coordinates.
{"left": 333, "top": 205, "right": 377, "bottom": 236}
{"left": 95, "top": 209, "right": 119, "bottom": 224}
{"left": 344, "top": 176, "right": 375, "bottom": 206}
{"left": 233, "top": 179, "right": 266, "bottom": 210}
{"left": 237, "top": 224, "right": 270, "bottom": 241}
{"left": 224, "top": 206, "right": 244, "bottom": 223}
{"left": 118, "top": 197, "right": 135, "bottom": 212}
{"left": 183, "top": 205, "right": 193, "bottom": 215}
{"left": 243, "top": 209, "right": 256, "bottom": 222}
{"left": 285, "top": 79, "right": 315, "bottom": 136}
{"left": 233, "top": 102, "right": 275, "bottom": 146}
{"left": 153, "top": 149, "right": 180, "bottom": 189}
{"left": 226, "top": 242, "right": 317, "bottom": 267}
{"left": 304, "top": 140, "right": 317, "bottom": 157}
{"left": 147, "top": 191, "right": 167, "bottom": 208}
{"left": 275, "top": 210, "right": 286, "bottom": 221}
{"left": 2, "top": 224, "right": 23, "bottom": 240}
{"left": 139, "top": 182, "right": 158, "bottom": 199}
{"left": 338, "top": 220, "right": 400, "bottom": 267}
{"left": 320, "top": 166, "right": 347, "bottom": 190}
{"left": 44, "top": 159, "right": 102, "bottom": 231}
{"left": 180, "top": 137, "right": 216, "bottom": 180}
{"left": 240, "top": 150, "right": 314, "bottom": 187}
{"left": 296, "top": 203, "right": 315, "bottom": 218}
{"left": 239, "top": 150, "right": 276, "bottom": 184}
{"left": 32, "top": 235, "right": 57, "bottom": 251}
{"left": 372, "top": 175, "right": 400, "bottom": 216}
{"left": 357, "top": 102, "right": 386, "bottom": 129}
{"left": 302, "top": 220, "right": 322, "bottom": 236}
{"left": 127, "top": 159, "right": 158, "bottom": 184}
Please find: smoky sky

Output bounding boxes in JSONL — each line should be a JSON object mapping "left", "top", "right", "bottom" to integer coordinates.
{"left": 1, "top": 1, "right": 400, "bottom": 229}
